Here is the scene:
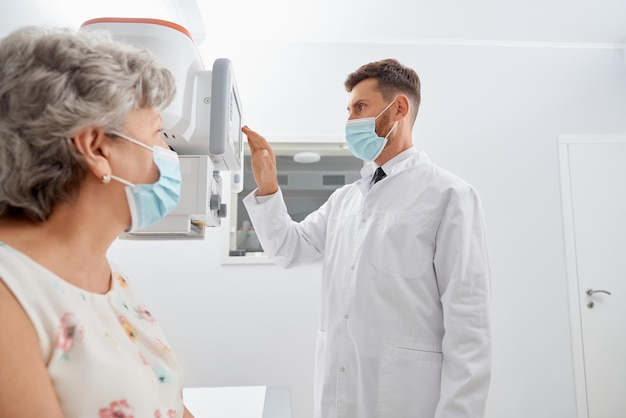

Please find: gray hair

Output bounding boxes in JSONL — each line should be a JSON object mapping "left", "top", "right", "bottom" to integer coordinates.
{"left": 0, "top": 25, "right": 176, "bottom": 221}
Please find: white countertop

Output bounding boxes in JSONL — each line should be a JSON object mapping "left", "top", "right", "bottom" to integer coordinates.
{"left": 183, "top": 385, "right": 292, "bottom": 418}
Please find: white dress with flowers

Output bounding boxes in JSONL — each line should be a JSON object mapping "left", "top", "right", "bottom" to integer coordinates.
{"left": 0, "top": 242, "right": 185, "bottom": 418}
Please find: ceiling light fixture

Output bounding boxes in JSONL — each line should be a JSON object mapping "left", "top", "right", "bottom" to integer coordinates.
{"left": 293, "top": 151, "right": 321, "bottom": 163}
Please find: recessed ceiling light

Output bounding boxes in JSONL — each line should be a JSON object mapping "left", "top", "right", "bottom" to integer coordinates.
{"left": 293, "top": 151, "right": 321, "bottom": 163}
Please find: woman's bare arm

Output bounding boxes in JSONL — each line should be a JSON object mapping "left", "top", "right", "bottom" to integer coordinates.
{"left": 0, "top": 280, "right": 64, "bottom": 417}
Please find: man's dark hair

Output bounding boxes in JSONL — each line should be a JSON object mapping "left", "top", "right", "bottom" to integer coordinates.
{"left": 344, "top": 58, "right": 421, "bottom": 124}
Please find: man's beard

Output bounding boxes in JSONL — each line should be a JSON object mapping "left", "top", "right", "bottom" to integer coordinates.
{"left": 375, "top": 113, "right": 395, "bottom": 143}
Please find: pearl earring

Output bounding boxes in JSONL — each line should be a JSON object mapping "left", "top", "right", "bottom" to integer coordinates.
{"left": 101, "top": 173, "right": 111, "bottom": 184}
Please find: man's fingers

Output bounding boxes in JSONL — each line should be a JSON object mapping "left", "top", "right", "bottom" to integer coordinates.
{"left": 243, "top": 125, "right": 265, "bottom": 143}
{"left": 243, "top": 125, "right": 274, "bottom": 157}
{"left": 242, "top": 125, "right": 264, "bottom": 152}
{"left": 242, "top": 125, "right": 257, "bottom": 151}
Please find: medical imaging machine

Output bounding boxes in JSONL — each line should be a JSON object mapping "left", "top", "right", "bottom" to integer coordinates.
{"left": 81, "top": 17, "right": 245, "bottom": 239}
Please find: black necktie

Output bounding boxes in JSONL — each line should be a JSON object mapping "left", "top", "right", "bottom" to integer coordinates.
{"left": 372, "top": 167, "right": 387, "bottom": 184}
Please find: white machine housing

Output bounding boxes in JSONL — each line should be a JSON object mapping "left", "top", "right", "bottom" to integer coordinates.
{"left": 80, "top": 18, "right": 244, "bottom": 239}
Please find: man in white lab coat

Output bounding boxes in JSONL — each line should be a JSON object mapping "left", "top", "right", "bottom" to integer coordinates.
{"left": 242, "top": 58, "right": 491, "bottom": 418}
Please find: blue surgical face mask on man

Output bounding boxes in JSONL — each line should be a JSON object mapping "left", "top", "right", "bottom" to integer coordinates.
{"left": 106, "top": 131, "right": 182, "bottom": 232}
{"left": 345, "top": 99, "right": 398, "bottom": 161}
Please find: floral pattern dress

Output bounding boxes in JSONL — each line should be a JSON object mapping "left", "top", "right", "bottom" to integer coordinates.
{"left": 0, "top": 242, "right": 185, "bottom": 417}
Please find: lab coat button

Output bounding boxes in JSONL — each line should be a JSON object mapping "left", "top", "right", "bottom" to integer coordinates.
{"left": 361, "top": 218, "right": 366, "bottom": 223}
{"left": 340, "top": 367, "right": 345, "bottom": 372}
{"left": 350, "top": 265, "right": 355, "bottom": 270}
{"left": 344, "top": 314, "right": 349, "bottom": 319}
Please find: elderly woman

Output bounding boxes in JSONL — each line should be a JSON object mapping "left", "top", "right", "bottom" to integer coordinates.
{"left": 0, "top": 26, "right": 194, "bottom": 417}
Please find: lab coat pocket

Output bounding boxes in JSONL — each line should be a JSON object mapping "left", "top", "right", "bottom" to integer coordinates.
{"left": 376, "top": 338, "right": 442, "bottom": 418}
{"left": 314, "top": 330, "right": 327, "bottom": 418}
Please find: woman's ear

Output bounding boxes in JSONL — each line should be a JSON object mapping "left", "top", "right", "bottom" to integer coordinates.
{"left": 395, "top": 95, "right": 410, "bottom": 120}
{"left": 72, "top": 128, "right": 112, "bottom": 182}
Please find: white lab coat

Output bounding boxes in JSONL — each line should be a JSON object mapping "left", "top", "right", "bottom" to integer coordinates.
{"left": 244, "top": 147, "right": 491, "bottom": 418}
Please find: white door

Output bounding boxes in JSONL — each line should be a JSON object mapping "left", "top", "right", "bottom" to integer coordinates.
{"left": 560, "top": 136, "right": 626, "bottom": 418}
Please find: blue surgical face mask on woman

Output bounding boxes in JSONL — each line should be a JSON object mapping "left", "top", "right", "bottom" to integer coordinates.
{"left": 345, "top": 99, "right": 398, "bottom": 161}
{"left": 106, "top": 131, "right": 182, "bottom": 232}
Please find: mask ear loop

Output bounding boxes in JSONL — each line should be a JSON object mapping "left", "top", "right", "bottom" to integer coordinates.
{"left": 104, "top": 131, "right": 151, "bottom": 187}
{"left": 109, "top": 131, "right": 154, "bottom": 152}
{"left": 384, "top": 121, "right": 398, "bottom": 139}
{"left": 374, "top": 97, "right": 398, "bottom": 120}
{"left": 109, "top": 174, "right": 135, "bottom": 187}
{"left": 101, "top": 172, "right": 135, "bottom": 187}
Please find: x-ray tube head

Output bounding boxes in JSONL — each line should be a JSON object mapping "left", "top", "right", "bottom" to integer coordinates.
{"left": 79, "top": 17, "right": 245, "bottom": 238}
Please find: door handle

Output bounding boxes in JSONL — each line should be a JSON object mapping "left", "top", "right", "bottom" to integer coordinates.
{"left": 586, "top": 288, "right": 612, "bottom": 296}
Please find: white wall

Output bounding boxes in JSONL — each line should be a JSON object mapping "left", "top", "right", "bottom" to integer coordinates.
{"left": 3, "top": 2, "right": 626, "bottom": 417}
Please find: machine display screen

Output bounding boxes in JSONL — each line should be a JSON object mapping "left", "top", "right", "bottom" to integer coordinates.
{"left": 230, "top": 90, "right": 242, "bottom": 160}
